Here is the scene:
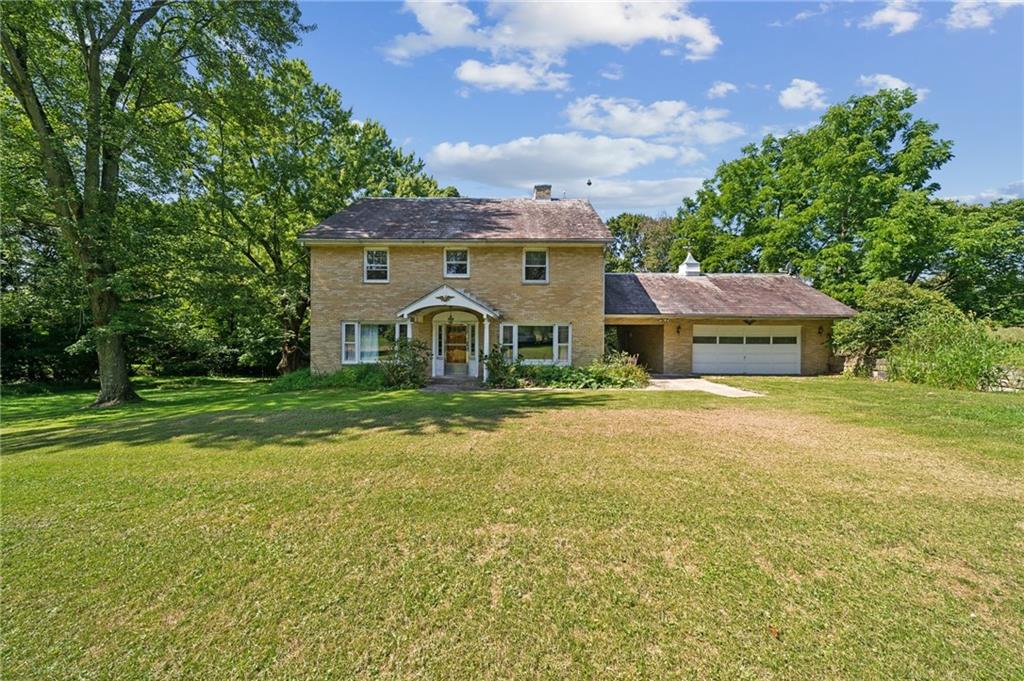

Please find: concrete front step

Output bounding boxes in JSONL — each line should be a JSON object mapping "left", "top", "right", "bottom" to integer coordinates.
{"left": 423, "top": 377, "right": 483, "bottom": 392}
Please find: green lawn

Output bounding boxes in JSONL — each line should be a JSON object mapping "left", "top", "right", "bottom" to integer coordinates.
{"left": 2, "top": 377, "right": 1022, "bottom": 678}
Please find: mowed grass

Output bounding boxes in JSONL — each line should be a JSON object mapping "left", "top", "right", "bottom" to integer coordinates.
{"left": 2, "top": 377, "right": 1022, "bottom": 678}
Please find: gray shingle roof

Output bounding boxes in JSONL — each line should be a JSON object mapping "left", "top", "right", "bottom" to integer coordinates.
{"left": 299, "top": 197, "right": 611, "bottom": 242}
{"left": 605, "top": 273, "right": 857, "bottom": 318}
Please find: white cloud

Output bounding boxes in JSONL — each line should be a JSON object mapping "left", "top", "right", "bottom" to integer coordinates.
{"left": 770, "top": 2, "right": 833, "bottom": 27}
{"left": 795, "top": 2, "right": 832, "bottom": 21}
{"left": 675, "top": 147, "right": 706, "bottom": 165}
{"left": 577, "top": 176, "right": 705, "bottom": 210}
{"left": 948, "top": 180, "right": 1024, "bottom": 204}
{"left": 778, "top": 79, "right": 828, "bottom": 109}
{"left": 706, "top": 81, "right": 738, "bottom": 99}
{"left": 428, "top": 133, "right": 680, "bottom": 188}
{"left": 564, "top": 95, "right": 744, "bottom": 144}
{"left": 946, "top": 0, "right": 1024, "bottom": 29}
{"left": 387, "top": 2, "right": 486, "bottom": 62}
{"left": 857, "top": 73, "right": 929, "bottom": 101}
{"left": 600, "top": 63, "right": 624, "bottom": 81}
{"left": 861, "top": 1, "right": 921, "bottom": 35}
{"left": 386, "top": 2, "right": 721, "bottom": 91}
{"left": 455, "top": 60, "right": 569, "bottom": 92}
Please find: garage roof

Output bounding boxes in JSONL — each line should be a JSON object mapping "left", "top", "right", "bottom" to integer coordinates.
{"left": 605, "top": 273, "right": 857, "bottom": 318}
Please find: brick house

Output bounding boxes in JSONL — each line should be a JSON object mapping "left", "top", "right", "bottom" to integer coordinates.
{"left": 299, "top": 186, "right": 855, "bottom": 381}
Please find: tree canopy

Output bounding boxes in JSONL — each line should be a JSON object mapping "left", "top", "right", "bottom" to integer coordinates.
{"left": 1, "top": 2, "right": 455, "bottom": 397}
{"left": 605, "top": 89, "right": 1022, "bottom": 326}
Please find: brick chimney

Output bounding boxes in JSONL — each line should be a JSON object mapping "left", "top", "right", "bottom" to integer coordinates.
{"left": 532, "top": 184, "right": 552, "bottom": 200}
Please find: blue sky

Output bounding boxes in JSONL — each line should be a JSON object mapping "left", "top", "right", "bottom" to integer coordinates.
{"left": 291, "top": 1, "right": 1024, "bottom": 217}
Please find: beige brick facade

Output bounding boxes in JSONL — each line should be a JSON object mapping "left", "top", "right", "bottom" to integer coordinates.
{"left": 309, "top": 244, "right": 606, "bottom": 374}
{"left": 605, "top": 316, "right": 836, "bottom": 376}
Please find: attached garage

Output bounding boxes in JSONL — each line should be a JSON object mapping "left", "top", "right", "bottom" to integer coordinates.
{"left": 608, "top": 323, "right": 664, "bottom": 372}
{"left": 692, "top": 324, "right": 800, "bottom": 375}
{"left": 604, "top": 263, "right": 857, "bottom": 377}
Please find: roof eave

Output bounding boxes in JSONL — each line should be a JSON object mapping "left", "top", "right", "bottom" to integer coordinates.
{"left": 298, "top": 237, "right": 611, "bottom": 246}
{"left": 604, "top": 311, "right": 857, "bottom": 319}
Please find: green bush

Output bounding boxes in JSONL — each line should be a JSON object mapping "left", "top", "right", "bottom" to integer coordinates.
{"left": 887, "top": 311, "right": 1007, "bottom": 390}
{"left": 833, "top": 279, "right": 961, "bottom": 374}
{"left": 992, "top": 327, "right": 1024, "bottom": 371}
{"left": 378, "top": 338, "right": 431, "bottom": 389}
{"left": 266, "top": 365, "right": 386, "bottom": 393}
{"left": 483, "top": 345, "right": 522, "bottom": 388}
{"left": 518, "top": 352, "right": 649, "bottom": 389}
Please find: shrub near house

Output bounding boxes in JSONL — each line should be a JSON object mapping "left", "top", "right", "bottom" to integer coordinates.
{"left": 834, "top": 279, "right": 1014, "bottom": 390}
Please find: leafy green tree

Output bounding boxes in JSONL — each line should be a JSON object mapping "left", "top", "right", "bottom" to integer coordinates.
{"left": 832, "top": 279, "right": 961, "bottom": 371}
{"left": 604, "top": 213, "right": 674, "bottom": 272}
{"left": 1, "top": 96, "right": 92, "bottom": 381}
{"left": 191, "top": 59, "right": 456, "bottom": 373}
{"left": 1, "top": 0, "right": 303, "bottom": 404}
{"left": 674, "top": 90, "right": 953, "bottom": 303}
{"left": 935, "top": 199, "right": 1024, "bottom": 325}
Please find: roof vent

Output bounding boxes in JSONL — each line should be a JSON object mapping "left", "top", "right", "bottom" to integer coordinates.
{"left": 679, "top": 251, "right": 701, "bottom": 276}
{"left": 532, "top": 184, "right": 552, "bottom": 200}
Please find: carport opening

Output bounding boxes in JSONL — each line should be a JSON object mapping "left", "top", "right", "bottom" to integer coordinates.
{"left": 606, "top": 324, "right": 664, "bottom": 374}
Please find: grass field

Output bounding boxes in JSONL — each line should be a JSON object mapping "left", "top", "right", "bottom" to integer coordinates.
{"left": 2, "top": 377, "right": 1022, "bottom": 678}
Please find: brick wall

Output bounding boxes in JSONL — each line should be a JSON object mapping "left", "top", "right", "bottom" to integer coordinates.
{"left": 309, "top": 244, "right": 606, "bottom": 374}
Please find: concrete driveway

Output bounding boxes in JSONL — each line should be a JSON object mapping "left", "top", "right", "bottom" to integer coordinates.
{"left": 647, "top": 376, "right": 762, "bottom": 397}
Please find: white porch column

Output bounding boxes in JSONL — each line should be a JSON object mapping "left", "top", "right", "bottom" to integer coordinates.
{"left": 482, "top": 316, "right": 490, "bottom": 383}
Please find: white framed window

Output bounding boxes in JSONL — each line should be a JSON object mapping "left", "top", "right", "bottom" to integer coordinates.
{"left": 498, "top": 323, "right": 571, "bottom": 365}
{"left": 444, "top": 248, "right": 469, "bottom": 278}
{"left": 342, "top": 322, "right": 358, "bottom": 364}
{"left": 363, "top": 248, "right": 389, "bottom": 283}
{"left": 523, "top": 248, "right": 548, "bottom": 283}
{"left": 500, "top": 323, "right": 515, "bottom": 360}
{"left": 341, "top": 321, "right": 412, "bottom": 364}
{"left": 556, "top": 324, "right": 571, "bottom": 362}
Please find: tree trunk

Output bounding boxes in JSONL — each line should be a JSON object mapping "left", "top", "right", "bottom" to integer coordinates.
{"left": 89, "top": 287, "right": 139, "bottom": 407}
{"left": 93, "top": 330, "right": 139, "bottom": 407}
{"left": 276, "top": 299, "right": 308, "bottom": 374}
{"left": 277, "top": 336, "right": 304, "bottom": 375}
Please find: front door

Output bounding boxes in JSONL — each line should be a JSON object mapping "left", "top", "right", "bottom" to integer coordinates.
{"left": 444, "top": 324, "right": 469, "bottom": 376}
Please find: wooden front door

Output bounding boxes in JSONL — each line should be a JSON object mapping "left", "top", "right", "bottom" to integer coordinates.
{"left": 445, "top": 324, "right": 468, "bottom": 375}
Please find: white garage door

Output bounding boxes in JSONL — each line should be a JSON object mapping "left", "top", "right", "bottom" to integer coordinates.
{"left": 692, "top": 324, "right": 801, "bottom": 375}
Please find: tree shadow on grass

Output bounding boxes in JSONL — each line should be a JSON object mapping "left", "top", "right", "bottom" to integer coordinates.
{"left": 2, "top": 387, "right": 613, "bottom": 455}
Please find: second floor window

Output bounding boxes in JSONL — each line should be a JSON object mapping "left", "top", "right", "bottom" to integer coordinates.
{"left": 444, "top": 248, "right": 469, "bottom": 277}
{"left": 364, "top": 248, "right": 388, "bottom": 283}
{"left": 523, "top": 249, "right": 548, "bottom": 283}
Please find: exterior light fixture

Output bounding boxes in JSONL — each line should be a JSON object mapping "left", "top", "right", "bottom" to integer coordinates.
{"left": 818, "top": 325, "right": 824, "bottom": 335}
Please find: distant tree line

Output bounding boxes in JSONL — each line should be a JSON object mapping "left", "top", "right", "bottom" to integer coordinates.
{"left": 1, "top": 1, "right": 455, "bottom": 404}
{"left": 605, "top": 90, "right": 1023, "bottom": 327}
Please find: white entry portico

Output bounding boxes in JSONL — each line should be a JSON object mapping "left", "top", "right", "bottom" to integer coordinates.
{"left": 397, "top": 285, "right": 501, "bottom": 381}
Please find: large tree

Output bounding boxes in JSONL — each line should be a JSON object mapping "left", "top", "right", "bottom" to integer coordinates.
{"left": 1, "top": 1, "right": 303, "bottom": 405}
{"left": 674, "top": 90, "right": 953, "bottom": 304}
{"left": 604, "top": 213, "right": 674, "bottom": 273}
{"left": 189, "top": 59, "right": 457, "bottom": 373}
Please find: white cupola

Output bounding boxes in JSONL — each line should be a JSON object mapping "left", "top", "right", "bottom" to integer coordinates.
{"left": 678, "top": 251, "right": 701, "bottom": 276}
